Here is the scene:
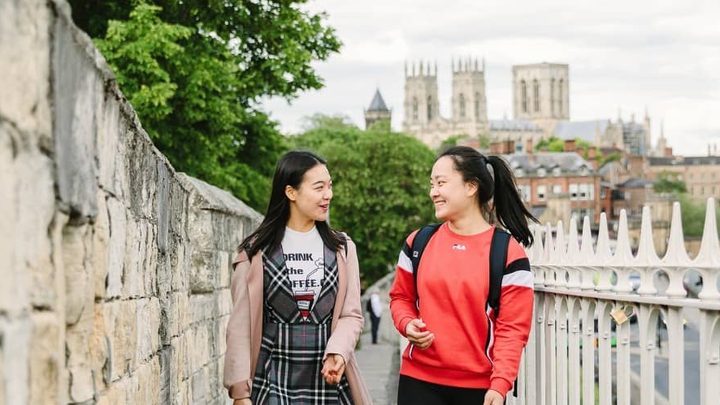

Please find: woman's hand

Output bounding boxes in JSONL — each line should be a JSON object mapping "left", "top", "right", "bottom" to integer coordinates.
{"left": 233, "top": 399, "right": 252, "bottom": 405}
{"left": 405, "top": 319, "right": 434, "bottom": 349}
{"left": 321, "top": 353, "right": 346, "bottom": 385}
{"left": 483, "top": 389, "right": 504, "bottom": 405}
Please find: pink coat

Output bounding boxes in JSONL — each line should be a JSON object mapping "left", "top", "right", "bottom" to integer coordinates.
{"left": 223, "top": 238, "right": 373, "bottom": 404}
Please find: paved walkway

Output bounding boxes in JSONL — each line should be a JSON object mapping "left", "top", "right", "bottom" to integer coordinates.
{"left": 355, "top": 332, "right": 399, "bottom": 405}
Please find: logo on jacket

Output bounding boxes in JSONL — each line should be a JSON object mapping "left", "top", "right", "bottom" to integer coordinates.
{"left": 452, "top": 243, "right": 466, "bottom": 251}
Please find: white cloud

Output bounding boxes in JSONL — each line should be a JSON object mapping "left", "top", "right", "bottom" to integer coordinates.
{"left": 264, "top": 0, "right": 720, "bottom": 155}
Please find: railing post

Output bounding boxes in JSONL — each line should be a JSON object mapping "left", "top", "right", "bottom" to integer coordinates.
{"left": 699, "top": 310, "right": 720, "bottom": 404}
{"left": 567, "top": 298, "right": 582, "bottom": 405}
{"left": 638, "top": 305, "right": 659, "bottom": 405}
{"left": 615, "top": 304, "right": 632, "bottom": 405}
{"left": 666, "top": 306, "right": 685, "bottom": 404}
{"left": 581, "top": 299, "right": 596, "bottom": 405}
{"left": 556, "top": 301, "right": 569, "bottom": 405}
{"left": 545, "top": 295, "right": 558, "bottom": 405}
{"left": 597, "top": 301, "right": 613, "bottom": 405}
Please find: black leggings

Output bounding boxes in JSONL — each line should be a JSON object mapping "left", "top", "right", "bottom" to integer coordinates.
{"left": 397, "top": 375, "right": 489, "bottom": 405}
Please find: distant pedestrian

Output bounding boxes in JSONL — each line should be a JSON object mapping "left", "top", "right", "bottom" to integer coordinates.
{"left": 390, "top": 146, "right": 537, "bottom": 405}
{"left": 366, "top": 288, "right": 383, "bottom": 344}
{"left": 223, "top": 150, "right": 372, "bottom": 404}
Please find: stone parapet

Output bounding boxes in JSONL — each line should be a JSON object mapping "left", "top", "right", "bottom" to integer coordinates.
{"left": 0, "top": 1, "right": 261, "bottom": 403}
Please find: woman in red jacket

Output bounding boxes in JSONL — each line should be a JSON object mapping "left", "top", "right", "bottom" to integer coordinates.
{"left": 390, "top": 146, "right": 537, "bottom": 405}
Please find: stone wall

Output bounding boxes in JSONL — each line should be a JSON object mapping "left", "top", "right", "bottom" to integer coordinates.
{"left": 0, "top": 1, "right": 261, "bottom": 403}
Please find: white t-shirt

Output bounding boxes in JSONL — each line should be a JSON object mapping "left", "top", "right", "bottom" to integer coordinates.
{"left": 282, "top": 226, "right": 325, "bottom": 300}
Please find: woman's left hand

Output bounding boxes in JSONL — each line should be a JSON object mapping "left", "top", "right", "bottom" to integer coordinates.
{"left": 321, "top": 353, "right": 346, "bottom": 385}
{"left": 483, "top": 389, "right": 504, "bottom": 405}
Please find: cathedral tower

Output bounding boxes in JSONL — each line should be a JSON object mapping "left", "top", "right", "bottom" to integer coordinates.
{"left": 403, "top": 61, "right": 440, "bottom": 133}
{"left": 452, "top": 59, "right": 487, "bottom": 123}
{"left": 451, "top": 57, "right": 488, "bottom": 130}
{"left": 512, "top": 63, "right": 569, "bottom": 128}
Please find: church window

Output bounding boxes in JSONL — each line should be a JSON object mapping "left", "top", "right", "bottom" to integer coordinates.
{"left": 521, "top": 80, "right": 528, "bottom": 113}
{"left": 412, "top": 97, "right": 418, "bottom": 120}
{"left": 533, "top": 79, "right": 540, "bottom": 112}
{"left": 427, "top": 96, "right": 433, "bottom": 120}
{"left": 459, "top": 93, "right": 466, "bottom": 118}
{"left": 559, "top": 79, "right": 564, "bottom": 113}
{"left": 550, "top": 78, "right": 556, "bottom": 116}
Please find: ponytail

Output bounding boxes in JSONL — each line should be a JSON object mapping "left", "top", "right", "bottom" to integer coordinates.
{"left": 487, "top": 155, "right": 537, "bottom": 246}
{"left": 438, "top": 146, "right": 538, "bottom": 246}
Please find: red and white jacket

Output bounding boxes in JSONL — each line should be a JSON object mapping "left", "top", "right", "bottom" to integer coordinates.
{"left": 389, "top": 224, "right": 534, "bottom": 396}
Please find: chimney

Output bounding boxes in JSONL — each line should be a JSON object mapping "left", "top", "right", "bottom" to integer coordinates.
{"left": 564, "top": 139, "right": 577, "bottom": 153}
{"left": 587, "top": 147, "right": 598, "bottom": 170}
{"left": 490, "top": 140, "right": 515, "bottom": 155}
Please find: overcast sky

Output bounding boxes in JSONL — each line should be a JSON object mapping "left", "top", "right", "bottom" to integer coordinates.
{"left": 263, "top": 0, "right": 720, "bottom": 156}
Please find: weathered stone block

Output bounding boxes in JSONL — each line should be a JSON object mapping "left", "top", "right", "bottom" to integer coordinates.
{"left": 216, "top": 315, "right": 229, "bottom": 361}
{"left": 189, "top": 294, "right": 216, "bottom": 325}
{"left": 122, "top": 217, "right": 146, "bottom": 298}
{"left": 106, "top": 197, "right": 127, "bottom": 298}
{"left": 0, "top": 316, "right": 31, "bottom": 405}
{"left": 103, "top": 300, "right": 137, "bottom": 381}
{"left": 0, "top": 0, "right": 51, "bottom": 138}
{"left": 93, "top": 191, "right": 111, "bottom": 300}
{"left": 191, "top": 366, "right": 210, "bottom": 404}
{"left": 189, "top": 323, "right": 212, "bottom": 374}
{"left": 53, "top": 8, "right": 101, "bottom": 221}
{"left": 63, "top": 223, "right": 92, "bottom": 326}
{"left": 136, "top": 298, "right": 161, "bottom": 363}
{"left": 190, "top": 251, "right": 225, "bottom": 294}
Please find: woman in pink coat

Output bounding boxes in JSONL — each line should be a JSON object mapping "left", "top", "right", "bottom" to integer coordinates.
{"left": 223, "top": 150, "right": 372, "bottom": 404}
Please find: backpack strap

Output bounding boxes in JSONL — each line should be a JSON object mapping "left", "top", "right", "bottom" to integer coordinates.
{"left": 488, "top": 228, "right": 511, "bottom": 317}
{"left": 409, "top": 224, "right": 441, "bottom": 307}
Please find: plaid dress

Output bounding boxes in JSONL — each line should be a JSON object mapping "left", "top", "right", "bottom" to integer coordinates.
{"left": 251, "top": 244, "right": 353, "bottom": 405}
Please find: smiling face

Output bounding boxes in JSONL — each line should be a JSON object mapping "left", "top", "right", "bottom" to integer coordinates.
{"left": 286, "top": 163, "right": 333, "bottom": 223}
{"left": 429, "top": 156, "right": 479, "bottom": 221}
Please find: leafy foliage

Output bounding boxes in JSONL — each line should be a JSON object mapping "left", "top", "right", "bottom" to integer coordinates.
{"left": 653, "top": 171, "right": 688, "bottom": 194}
{"left": 70, "top": 0, "right": 341, "bottom": 209}
{"left": 678, "top": 194, "right": 720, "bottom": 238}
{"left": 293, "top": 116, "right": 436, "bottom": 286}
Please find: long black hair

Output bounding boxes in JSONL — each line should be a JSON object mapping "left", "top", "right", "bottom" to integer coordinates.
{"left": 438, "top": 146, "right": 538, "bottom": 246}
{"left": 238, "top": 150, "right": 346, "bottom": 258}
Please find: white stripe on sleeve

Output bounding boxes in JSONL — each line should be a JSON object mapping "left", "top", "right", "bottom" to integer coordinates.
{"left": 397, "top": 250, "right": 413, "bottom": 274}
{"left": 501, "top": 271, "right": 534, "bottom": 288}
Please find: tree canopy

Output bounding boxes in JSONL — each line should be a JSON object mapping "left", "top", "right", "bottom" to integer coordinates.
{"left": 69, "top": 0, "right": 341, "bottom": 209}
{"left": 293, "top": 116, "right": 436, "bottom": 286}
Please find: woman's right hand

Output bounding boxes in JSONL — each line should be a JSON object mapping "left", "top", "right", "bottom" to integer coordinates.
{"left": 405, "top": 318, "right": 434, "bottom": 349}
{"left": 233, "top": 399, "right": 252, "bottom": 405}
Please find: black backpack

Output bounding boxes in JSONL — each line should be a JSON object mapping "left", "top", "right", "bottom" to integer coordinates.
{"left": 408, "top": 224, "right": 519, "bottom": 396}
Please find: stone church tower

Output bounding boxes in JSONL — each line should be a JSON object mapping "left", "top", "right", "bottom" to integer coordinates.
{"left": 403, "top": 61, "right": 441, "bottom": 140}
{"left": 364, "top": 89, "right": 391, "bottom": 130}
{"left": 451, "top": 57, "right": 488, "bottom": 135}
{"left": 512, "top": 63, "right": 569, "bottom": 130}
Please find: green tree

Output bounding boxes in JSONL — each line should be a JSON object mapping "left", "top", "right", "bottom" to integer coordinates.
{"left": 69, "top": 0, "right": 341, "bottom": 209}
{"left": 293, "top": 116, "right": 436, "bottom": 286}
{"left": 653, "top": 171, "right": 688, "bottom": 194}
{"left": 678, "top": 194, "right": 720, "bottom": 238}
{"left": 535, "top": 136, "right": 565, "bottom": 152}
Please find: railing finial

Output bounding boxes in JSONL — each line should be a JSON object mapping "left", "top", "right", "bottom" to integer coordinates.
{"left": 635, "top": 205, "right": 660, "bottom": 265}
{"left": 663, "top": 201, "right": 691, "bottom": 265}
{"left": 695, "top": 197, "right": 720, "bottom": 267}
{"left": 595, "top": 212, "right": 611, "bottom": 261}
{"left": 612, "top": 209, "right": 633, "bottom": 264}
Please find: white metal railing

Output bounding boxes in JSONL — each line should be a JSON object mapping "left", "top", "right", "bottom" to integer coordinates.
{"left": 509, "top": 198, "right": 720, "bottom": 405}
